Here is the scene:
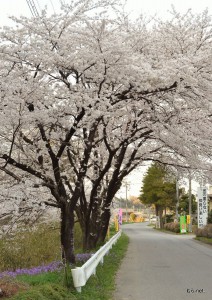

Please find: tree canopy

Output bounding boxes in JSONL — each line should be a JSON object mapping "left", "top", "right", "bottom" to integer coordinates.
{"left": 139, "top": 163, "right": 177, "bottom": 215}
{"left": 178, "top": 192, "right": 197, "bottom": 215}
{"left": 0, "top": 0, "right": 212, "bottom": 261}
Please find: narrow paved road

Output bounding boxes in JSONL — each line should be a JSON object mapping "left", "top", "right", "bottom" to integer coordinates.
{"left": 114, "top": 223, "right": 212, "bottom": 300}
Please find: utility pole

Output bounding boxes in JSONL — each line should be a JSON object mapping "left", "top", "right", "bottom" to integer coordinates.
{"left": 175, "top": 177, "right": 179, "bottom": 221}
{"left": 125, "top": 182, "right": 130, "bottom": 222}
{"left": 188, "top": 172, "right": 192, "bottom": 232}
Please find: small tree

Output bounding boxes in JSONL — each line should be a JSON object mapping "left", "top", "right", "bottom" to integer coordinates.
{"left": 139, "top": 162, "right": 176, "bottom": 227}
{"left": 178, "top": 192, "right": 197, "bottom": 215}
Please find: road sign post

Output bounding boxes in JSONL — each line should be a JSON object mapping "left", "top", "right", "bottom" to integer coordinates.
{"left": 197, "top": 187, "right": 208, "bottom": 228}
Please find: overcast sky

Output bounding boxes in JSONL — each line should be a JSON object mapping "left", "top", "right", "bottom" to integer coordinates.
{"left": 0, "top": 0, "right": 212, "bottom": 27}
{"left": 0, "top": 0, "right": 209, "bottom": 196}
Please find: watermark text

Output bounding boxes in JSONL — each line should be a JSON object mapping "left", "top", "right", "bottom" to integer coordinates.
{"left": 187, "top": 288, "right": 205, "bottom": 294}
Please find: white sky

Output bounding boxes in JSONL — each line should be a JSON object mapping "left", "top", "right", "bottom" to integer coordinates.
{"left": 0, "top": 0, "right": 210, "bottom": 196}
{"left": 116, "top": 165, "right": 150, "bottom": 199}
{"left": 0, "top": 0, "right": 212, "bottom": 27}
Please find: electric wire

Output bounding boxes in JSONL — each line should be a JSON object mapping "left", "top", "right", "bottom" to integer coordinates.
{"left": 26, "top": 0, "right": 39, "bottom": 17}
{"left": 49, "top": 0, "right": 56, "bottom": 14}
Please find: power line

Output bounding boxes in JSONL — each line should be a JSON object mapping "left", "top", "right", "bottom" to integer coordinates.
{"left": 26, "top": 0, "right": 39, "bottom": 17}
{"left": 49, "top": 0, "right": 56, "bottom": 14}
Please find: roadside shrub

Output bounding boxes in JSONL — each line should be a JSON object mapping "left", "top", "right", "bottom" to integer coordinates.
{"left": 195, "top": 227, "right": 201, "bottom": 237}
{"left": 200, "top": 227, "right": 208, "bottom": 237}
{"left": 207, "top": 225, "right": 212, "bottom": 238}
{"left": 164, "top": 222, "right": 180, "bottom": 233}
{"left": 207, "top": 210, "right": 212, "bottom": 224}
{"left": 192, "top": 225, "right": 198, "bottom": 233}
{"left": 195, "top": 224, "right": 212, "bottom": 238}
{"left": 129, "top": 213, "right": 136, "bottom": 222}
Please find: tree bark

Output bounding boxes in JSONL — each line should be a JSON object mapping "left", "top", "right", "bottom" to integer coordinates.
{"left": 98, "top": 208, "right": 111, "bottom": 244}
{"left": 60, "top": 204, "right": 76, "bottom": 264}
{"left": 81, "top": 211, "right": 110, "bottom": 250}
{"left": 159, "top": 208, "right": 163, "bottom": 229}
{"left": 155, "top": 204, "right": 164, "bottom": 228}
{"left": 83, "top": 227, "right": 99, "bottom": 250}
{"left": 78, "top": 202, "right": 111, "bottom": 251}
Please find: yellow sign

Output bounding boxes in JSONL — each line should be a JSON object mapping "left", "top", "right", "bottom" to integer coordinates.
{"left": 107, "top": 227, "right": 110, "bottom": 239}
{"left": 114, "top": 216, "right": 119, "bottom": 231}
{"left": 187, "top": 215, "right": 191, "bottom": 224}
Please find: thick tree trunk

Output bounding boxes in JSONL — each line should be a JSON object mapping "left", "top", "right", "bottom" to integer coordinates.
{"left": 98, "top": 208, "right": 111, "bottom": 244}
{"left": 155, "top": 204, "right": 164, "bottom": 228}
{"left": 81, "top": 210, "right": 110, "bottom": 251}
{"left": 82, "top": 217, "right": 101, "bottom": 251}
{"left": 155, "top": 204, "right": 159, "bottom": 217}
{"left": 60, "top": 205, "right": 76, "bottom": 264}
{"left": 159, "top": 208, "right": 163, "bottom": 229}
{"left": 75, "top": 207, "right": 92, "bottom": 251}
{"left": 77, "top": 183, "right": 121, "bottom": 251}
{"left": 80, "top": 192, "right": 103, "bottom": 251}
{"left": 82, "top": 222, "right": 95, "bottom": 251}
{"left": 83, "top": 232, "right": 98, "bottom": 250}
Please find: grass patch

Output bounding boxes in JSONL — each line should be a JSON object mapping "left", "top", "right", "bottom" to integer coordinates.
{"left": 0, "top": 222, "right": 83, "bottom": 272}
{"left": 10, "top": 283, "right": 73, "bottom": 300}
{"left": 121, "top": 222, "right": 134, "bottom": 225}
{"left": 17, "top": 271, "right": 64, "bottom": 286}
{"left": 0, "top": 223, "right": 61, "bottom": 271}
{"left": 9, "top": 233, "right": 129, "bottom": 300}
{"left": 195, "top": 237, "right": 212, "bottom": 245}
{"left": 71, "top": 233, "right": 129, "bottom": 299}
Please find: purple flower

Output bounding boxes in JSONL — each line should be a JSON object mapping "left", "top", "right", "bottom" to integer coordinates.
{"left": 76, "top": 253, "right": 93, "bottom": 263}
{"left": 0, "top": 261, "right": 63, "bottom": 279}
{"left": 0, "top": 253, "right": 93, "bottom": 279}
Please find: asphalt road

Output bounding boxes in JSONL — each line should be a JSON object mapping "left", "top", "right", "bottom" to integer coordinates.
{"left": 114, "top": 223, "right": 212, "bottom": 300}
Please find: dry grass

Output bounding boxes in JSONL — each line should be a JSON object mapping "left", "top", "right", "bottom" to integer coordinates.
{"left": 164, "top": 222, "right": 180, "bottom": 233}
{"left": 0, "top": 277, "right": 28, "bottom": 298}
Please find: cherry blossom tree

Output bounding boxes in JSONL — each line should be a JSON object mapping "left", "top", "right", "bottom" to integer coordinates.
{"left": 74, "top": 9, "right": 212, "bottom": 249}
{"left": 0, "top": 0, "right": 129, "bottom": 263}
{"left": 1, "top": 2, "right": 212, "bottom": 261}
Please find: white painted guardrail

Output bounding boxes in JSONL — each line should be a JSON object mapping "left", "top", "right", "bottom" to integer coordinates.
{"left": 71, "top": 230, "right": 122, "bottom": 292}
